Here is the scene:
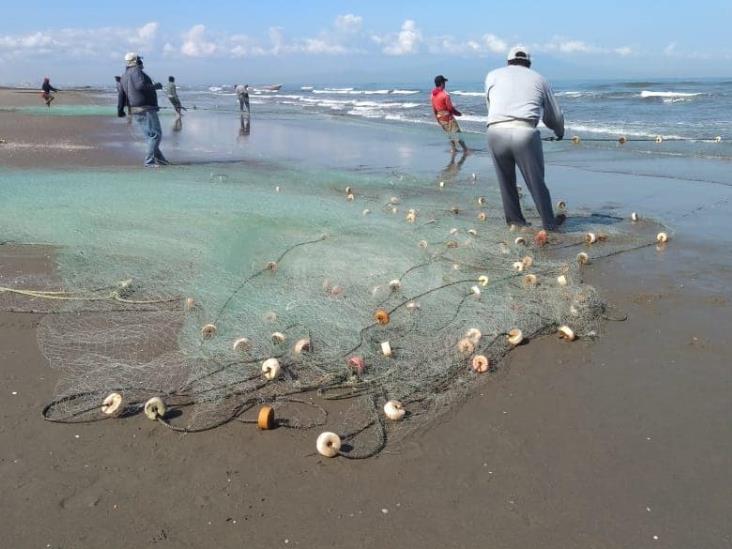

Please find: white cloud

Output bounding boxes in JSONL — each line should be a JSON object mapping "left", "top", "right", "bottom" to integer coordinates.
{"left": 538, "top": 37, "right": 633, "bottom": 57}
{"left": 429, "top": 33, "right": 507, "bottom": 56}
{"left": 664, "top": 42, "right": 677, "bottom": 55}
{"left": 375, "top": 19, "right": 422, "bottom": 56}
{"left": 181, "top": 24, "right": 217, "bottom": 57}
{"left": 334, "top": 14, "right": 362, "bottom": 33}
{"left": 482, "top": 34, "right": 507, "bottom": 54}
{"left": 615, "top": 46, "right": 633, "bottom": 56}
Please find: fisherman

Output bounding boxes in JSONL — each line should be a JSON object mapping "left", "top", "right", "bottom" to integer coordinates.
{"left": 235, "top": 83, "right": 250, "bottom": 113}
{"left": 165, "top": 76, "right": 186, "bottom": 117}
{"left": 484, "top": 46, "right": 565, "bottom": 230}
{"left": 117, "top": 52, "right": 169, "bottom": 167}
{"left": 41, "top": 77, "right": 59, "bottom": 107}
{"left": 431, "top": 75, "right": 468, "bottom": 154}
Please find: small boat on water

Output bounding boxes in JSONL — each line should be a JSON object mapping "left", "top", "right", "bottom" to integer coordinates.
{"left": 252, "top": 84, "right": 282, "bottom": 92}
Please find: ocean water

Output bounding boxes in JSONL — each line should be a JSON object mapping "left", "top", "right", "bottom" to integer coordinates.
{"left": 48, "top": 77, "right": 727, "bottom": 161}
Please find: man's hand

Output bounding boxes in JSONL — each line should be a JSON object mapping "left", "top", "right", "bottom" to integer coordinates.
{"left": 453, "top": 109, "right": 462, "bottom": 117}
{"left": 154, "top": 82, "right": 163, "bottom": 90}
{"left": 117, "top": 110, "right": 127, "bottom": 118}
{"left": 555, "top": 134, "right": 563, "bottom": 141}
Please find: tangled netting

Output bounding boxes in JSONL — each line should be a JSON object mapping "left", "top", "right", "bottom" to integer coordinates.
{"left": 0, "top": 164, "right": 669, "bottom": 458}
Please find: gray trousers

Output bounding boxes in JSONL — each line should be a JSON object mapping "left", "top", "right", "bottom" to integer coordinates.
{"left": 487, "top": 127, "right": 557, "bottom": 229}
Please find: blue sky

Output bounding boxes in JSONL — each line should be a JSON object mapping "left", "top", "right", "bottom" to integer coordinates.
{"left": 1, "top": 0, "right": 730, "bottom": 85}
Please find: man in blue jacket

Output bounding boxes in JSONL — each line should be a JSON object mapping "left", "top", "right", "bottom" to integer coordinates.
{"left": 117, "top": 52, "right": 169, "bottom": 167}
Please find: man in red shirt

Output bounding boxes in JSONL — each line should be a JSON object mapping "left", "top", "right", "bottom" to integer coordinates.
{"left": 431, "top": 74, "right": 468, "bottom": 154}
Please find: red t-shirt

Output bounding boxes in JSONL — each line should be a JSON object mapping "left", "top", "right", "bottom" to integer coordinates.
{"left": 431, "top": 88, "right": 458, "bottom": 120}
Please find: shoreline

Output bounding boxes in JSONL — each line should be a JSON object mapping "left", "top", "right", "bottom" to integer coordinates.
{"left": 0, "top": 93, "right": 731, "bottom": 548}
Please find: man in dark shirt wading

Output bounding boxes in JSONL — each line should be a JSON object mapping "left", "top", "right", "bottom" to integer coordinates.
{"left": 117, "top": 52, "right": 169, "bottom": 167}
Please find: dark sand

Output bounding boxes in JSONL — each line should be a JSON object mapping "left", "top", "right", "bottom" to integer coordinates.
{"left": 1, "top": 90, "right": 731, "bottom": 548}
{"left": 0, "top": 89, "right": 137, "bottom": 167}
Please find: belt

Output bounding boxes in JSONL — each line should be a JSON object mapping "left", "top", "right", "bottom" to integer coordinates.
{"left": 489, "top": 119, "right": 536, "bottom": 129}
{"left": 130, "top": 106, "right": 158, "bottom": 114}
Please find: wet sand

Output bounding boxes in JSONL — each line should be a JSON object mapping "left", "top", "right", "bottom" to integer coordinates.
{"left": 0, "top": 88, "right": 136, "bottom": 167}
{"left": 1, "top": 91, "right": 731, "bottom": 548}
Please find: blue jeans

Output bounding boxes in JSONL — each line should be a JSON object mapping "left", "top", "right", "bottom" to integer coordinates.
{"left": 134, "top": 110, "right": 167, "bottom": 166}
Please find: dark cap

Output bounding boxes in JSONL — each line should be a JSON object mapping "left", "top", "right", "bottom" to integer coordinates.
{"left": 434, "top": 74, "right": 448, "bottom": 86}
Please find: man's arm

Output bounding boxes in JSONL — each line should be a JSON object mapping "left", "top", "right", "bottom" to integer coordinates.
{"left": 541, "top": 80, "right": 564, "bottom": 139}
{"left": 445, "top": 93, "right": 461, "bottom": 117}
{"left": 129, "top": 69, "right": 161, "bottom": 92}
{"left": 117, "top": 86, "right": 128, "bottom": 117}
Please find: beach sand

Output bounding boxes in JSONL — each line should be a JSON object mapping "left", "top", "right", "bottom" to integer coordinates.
{"left": 0, "top": 90, "right": 730, "bottom": 548}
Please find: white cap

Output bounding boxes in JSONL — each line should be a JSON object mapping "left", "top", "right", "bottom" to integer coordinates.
{"left": 507, "top": 46, "right": 531, "bottom": 62}
{"left": 124, "top": 52, "right": 140, "bottom": 65}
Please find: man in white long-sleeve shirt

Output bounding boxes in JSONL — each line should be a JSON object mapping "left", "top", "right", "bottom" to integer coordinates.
{"left": 485, "top": 46, "right": 565, "bottom": 230}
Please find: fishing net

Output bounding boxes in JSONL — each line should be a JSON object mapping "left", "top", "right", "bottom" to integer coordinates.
{"left": 0, "top": 164, "right": 668, "bottom": 458}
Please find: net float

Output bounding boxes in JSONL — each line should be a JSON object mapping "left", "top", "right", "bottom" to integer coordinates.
{"left": 477, "top": 196, "right": 486, "bottom": 205}
{"left": 406, "top": 212, "right": 416, "bottom": 223}
{"left": 534, "top": 230, "right": 548, "bottom": 247}
{"left": 374, "top": 308, "right": 390, "bottom": 325}
{"left": 631, "top": 212, "right": 639, "bottom": 222}
{"left": 201, "top": 323, "right": 217, "bottom": 339}
{"left": 391, "top": 207, "right": 398, "bottom": 214}
{"left": 523, "top": 274, "right": 538, "bottom": 287}
{"left": 329, "top": 285, "right": 344, "bottom": 297}
{"left": 570, "top": 305, "right": 580, "bottom": 317}
{"left": 266, "top": 261, "right": 278, "bottom": 272}
{"left": 514, "top": 236, "right": 527, "bottom": 246}
{"left": 467, "top": 229, "right": 478, "bottom": 236}
{"left": 408, "top": 208, "right": 416, "bottom": 215}
{"left": 465, "top": 328, "right": 482, "bottom": 345}
{"left": 316, "top": 432, "right": 341, "bottom": 458}
{"left": 478, "top": 275, "right": 489, "bottom": 287}
{"left": 471, "top": 285, "right": 481, "bottom": 298}
{"left": 348, "top": 355, "right": 366, "bottom": 375}
{"left": 655, "top": 135, "right": 663, "bottom": 144}
{"left": 577, "top": 252, "right": 590, "bottom": 265}
{"left": 449, "top": 228, "right": 459, "bottom": 235}
{"left": 558, "top": 325, "right": 576, "bottom": 341}
{"left": 389, "top": 196, "right": 400, "bottom": 205}
{"left": 499, "top": 243, "right": 510, "bottom": 255}
{"left": 715, "top": 136, "right": 722, "bottom": 143}
{"left": 618, "top": 136, "right": 627, "bottom": 145}
{"left": 381, "top": 341, "right": 393, "bottom": 357}
{"left": 263, "top": 311, "right": 278, "bottom": 323}
{"left": 557, "top": 274, "right": 568, "bottom": 287}
{"left": 453, "top": 263, "right": 460, "bottom": 271}
{"left": 585, "top": 232, "right": 598, "bottom": 244}
{"left": 271, "top": 332, "right": 286, "bottom": 344}
{"left": 457, "top": 338, "right": 475, "bottom": 355}
{"left": 447, "top": 240, "right": 459, "bottom": 248}
{"left": 471, "top": 172, "right": 477, "bottom": 180}
{"left": 507, "top": 328, "right": 524, "bottom": 346}
{"left": 346, "top": 193, "right": 355, "bottom": 201}
{"left": 478, "top": 212, "right": 487, "bottom": 221}
{"left": 439, "top": 181, "right": 445, "bottom": 188}
{"left": 101, "top": 392, "right": 123, "bottom": 416}
{"left": 232, "top": 337, "right": 251, "bottom": 352}
{"left": 362, "top": 208, "right": 371, "bottom": 216}
{"left": 275, "top": 185, "right": 281, "bottom": 192}
{"left": 417, "top": 240, "right": 429, "bottom": 250}
{"left": 556, "top": 200, "right": 567, "bottom": 211}
{"left": 262, "top": 358, "right": 281, "bottom": 380}
{"left": 184, "top": 297, "right": 196, "bottom": 311}
{"left": 571, "top": 136, "right": 581, "bottom": 144}
{"left": 522, "top": 255, "right": 534, "bottom": 268}
{"left": 406, "top": 301, "right": 420, "bottom": 311}
{"left": 471, "top": 354, "right": 490, "bottom": 373}
{"left": 384, "top": 400, "right": 406, "bottom": 421}
{"left": 389, "top": 279, "right": 402, "bottom": 291}
{"left": 345, "top": 186, "right": 352, "bottom": 194}
{"left": 657, "top": 232, "right": 669, "bottom": 243}
{"left": 257, "top": 405, "right": 275, "bottom": 430}
{"left": 144, "top": 397, "right": 166, "bottom": 421}
{"left": 509, "top": 224, "right": 517, "bottom": 232}
{"left": 512, "top": 261, "right": 525, "bottom": 272}
{"left": 293, "top": 338, "right": 311, "bottom": 354}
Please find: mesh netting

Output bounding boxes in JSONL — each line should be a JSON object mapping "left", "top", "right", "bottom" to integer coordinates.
{"left": 0, "top": 164, "right": 668, "bottom": 458}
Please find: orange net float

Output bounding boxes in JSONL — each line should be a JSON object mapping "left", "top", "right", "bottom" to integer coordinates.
{"left": 257, "top": 405, "right": 275, "bottom": 430}
{"left": 374, "top": 308, "right": 390, "bottom": 326}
